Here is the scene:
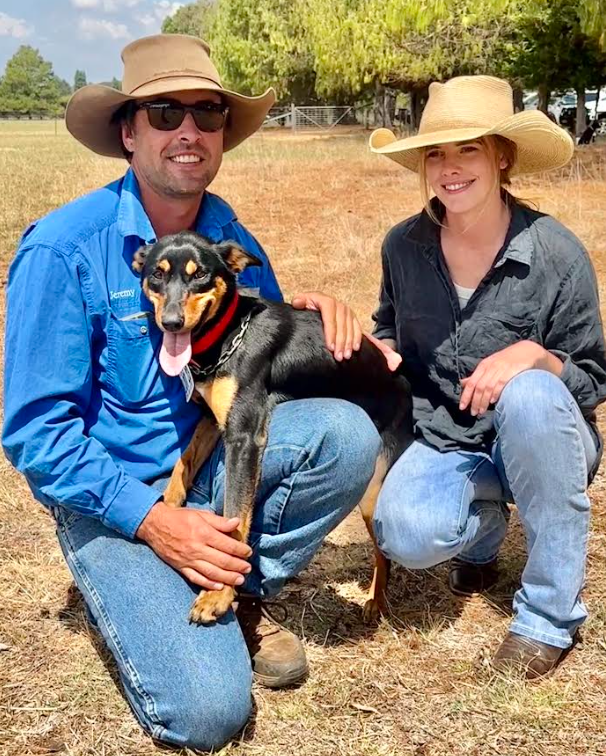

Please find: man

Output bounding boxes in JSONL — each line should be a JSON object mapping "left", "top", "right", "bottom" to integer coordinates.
{"left": 3, "top": 35, "right": 381, "bottom": 751}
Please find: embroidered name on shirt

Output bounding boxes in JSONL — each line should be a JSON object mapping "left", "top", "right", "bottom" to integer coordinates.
{"left": 110, "top": 289, "right": 136, "bottom": 300}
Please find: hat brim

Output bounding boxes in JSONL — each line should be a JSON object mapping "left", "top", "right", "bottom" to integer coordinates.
{"left": 65, "top": 78, "right": 276, "bottom": 158}
{"left": 369, "top": 110, "right": 574, "bottom": 176}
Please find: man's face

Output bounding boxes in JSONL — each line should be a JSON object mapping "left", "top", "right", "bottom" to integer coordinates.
{"left": 121, "top": 90, "right": 225, "bottom": 200}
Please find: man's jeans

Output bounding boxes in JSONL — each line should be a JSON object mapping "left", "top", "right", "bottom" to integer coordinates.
{"left": 53, "top": 398, "right": 380, "bottom": 751}
{"left": 375, "top": 369, "right": 599, "bottom": 650}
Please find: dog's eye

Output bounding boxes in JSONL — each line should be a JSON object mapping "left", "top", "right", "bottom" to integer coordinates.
{"left": 152, "top": 268, "right": 165, "bottom": 280}
{"left": 194, "top": 269, "right": 209, "bottom": 280}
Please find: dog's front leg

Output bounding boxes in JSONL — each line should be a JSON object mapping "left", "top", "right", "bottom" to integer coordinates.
{"left": 190, "top": 382, "right": 270, "bottom": 624}
{"left": 163, "top": 415, "right": 220, "bottom": 508}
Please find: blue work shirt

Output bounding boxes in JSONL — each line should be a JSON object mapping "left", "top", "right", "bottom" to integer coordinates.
{"left": 3, "top": 168, "right": 282, "bottom": 539}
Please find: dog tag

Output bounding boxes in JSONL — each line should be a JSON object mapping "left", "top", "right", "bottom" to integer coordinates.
{"left": 179, "top": 365, "right": 195, "bottom": 402}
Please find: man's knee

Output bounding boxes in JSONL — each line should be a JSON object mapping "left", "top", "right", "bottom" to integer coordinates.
{"left": 293, "top": 398, "right": 381, "bottom": 495}
{"left": 150, "top": 670, "right": 253, "bottom": 751}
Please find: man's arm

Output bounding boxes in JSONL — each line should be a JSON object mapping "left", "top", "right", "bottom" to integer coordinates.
{"left": 2, "top": 243, "right": 161, "bottom": 538}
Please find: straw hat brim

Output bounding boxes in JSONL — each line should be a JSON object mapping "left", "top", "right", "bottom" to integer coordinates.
{"left": 369, "top": 110, "right": 574, "bottom": 176}
{"left": 66, "top": 78, "right": 276, "bottom": 158}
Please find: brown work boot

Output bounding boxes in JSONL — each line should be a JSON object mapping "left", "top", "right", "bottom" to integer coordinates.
{"left": 235, "top": 597, "right": 308, "bottom": 688}
{"left": 492, "top": 631, "right": 573, "bottom": 680}
{"left": 448, "top": 557, "right": 499, "bottom": 596}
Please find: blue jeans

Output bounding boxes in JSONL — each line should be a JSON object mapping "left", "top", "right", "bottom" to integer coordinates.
{"left": 53, "top": 398, "right": 380, "bottom": 751}
{"left": 374, "top": 369, "right": 599, "bottom": 650}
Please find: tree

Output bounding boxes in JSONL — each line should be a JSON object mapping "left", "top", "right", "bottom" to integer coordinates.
{"left": 0, "top": 45, "right": 62, "bottom": 117}
{"left": 162, "top": 1, "right": 215, "bottom": 37}
{"left": 74, "top": 69, "right": 87, "bottom": 91}
{"left": 507, "top": 0, "right": 606, "bottom": 133}
{"left": 304, "top": 0, "right": 518, "bottom": 124}
{"left": 210, "top": 0, "right": 316, "bottom": 102}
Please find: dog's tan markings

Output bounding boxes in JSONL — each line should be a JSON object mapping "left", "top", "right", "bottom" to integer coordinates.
{"left": 158, "top": 259, "right": 171, "bottom": 273}
{"left": 190, "top": 585, "right": 236, "bottom": 624}
{"left": 223, "top": 244, "right": 250, "bottom": 273}
{"left": 143, "top": 280, "right": 166, "bottom": 323}
{"left": 163, "top": 417, "right": 221, "bottom": 508}
{"left": 358, "top": 453, "right": 390, "bottom": 623}
{"left": 185, "top": 260, "right": 197, "bottom": 276}
{"left": 183, "top": 276, "right": 227, "bottom": 330}
{"left": 200, "top": 376, "right": 238, "bottom": 430}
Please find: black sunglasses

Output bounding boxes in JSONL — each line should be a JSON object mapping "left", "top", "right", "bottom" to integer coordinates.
{"left": 135, "top": 99, "right": 229, "bottom": 132}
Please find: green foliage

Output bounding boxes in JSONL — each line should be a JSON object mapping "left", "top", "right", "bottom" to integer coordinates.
{"left": 74, "top": 70, "right": 87, "bottom": 91}
{"left": 579, "top": 0, "right": 606, "bottom": 48}
{"left": 507, "top": 0, "right": 606, "bottom": 97}
{"left": 161, "top": 1, "right": 215, "bottom": 37}
{"left": 0, "top": 46, "right": 63, "bottom": 116}
{"left": 210, "top": 0, "right": 316, "bottom": 101}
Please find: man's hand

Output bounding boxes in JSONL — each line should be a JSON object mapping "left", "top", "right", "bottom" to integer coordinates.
{"left": 136, "top": 500, "right": 253, "bottom": 590}
{"left": 460, "top": 340, "right": 563, "bottom": 417}
{"left": 291, "top": 291, "right": 361, "bottom": 361}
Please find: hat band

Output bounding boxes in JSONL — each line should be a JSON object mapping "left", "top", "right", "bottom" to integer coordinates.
{"left": 128, "top": 73, "right": 223, "bottom": 96}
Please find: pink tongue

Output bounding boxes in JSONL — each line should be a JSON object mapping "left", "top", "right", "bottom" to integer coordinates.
{"left": 160, "top": 332, "right": 192, "bottom": 376}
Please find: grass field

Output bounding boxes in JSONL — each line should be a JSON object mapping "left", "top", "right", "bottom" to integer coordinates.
{"left": 2, "top": 120, "right": 606, "bottom": 756}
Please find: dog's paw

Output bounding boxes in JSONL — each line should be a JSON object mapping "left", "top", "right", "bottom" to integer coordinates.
{"left": 190, "top": 586, "right": 236, "bottom": 624}
{"left": 362, "top": 597, "right": 386, "bottom": 624}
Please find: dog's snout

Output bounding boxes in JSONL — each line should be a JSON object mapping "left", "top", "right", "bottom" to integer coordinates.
{"left": 162, "top": 312, "right": 185, "bottom": 332}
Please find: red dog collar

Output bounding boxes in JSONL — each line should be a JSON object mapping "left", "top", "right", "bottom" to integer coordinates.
{"left": 191, "top": 291, "right": 240, "bottom": 356}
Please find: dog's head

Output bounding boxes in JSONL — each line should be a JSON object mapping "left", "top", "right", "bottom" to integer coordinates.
{"left": 132, "top": 231, "right": 261, "bottom": 375}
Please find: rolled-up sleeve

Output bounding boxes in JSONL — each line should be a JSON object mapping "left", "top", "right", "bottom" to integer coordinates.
{"left": 2, "top": 244, "right": 161, "bottom": 538}
{"left": 546, "top": 254, "right": 606, "bottom": 414}
{"left": 372, "top": 239, "right": 397, "bottom": 342}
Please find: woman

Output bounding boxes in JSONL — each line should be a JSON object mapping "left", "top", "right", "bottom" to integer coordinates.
{"left": 369, "top": 75, "right": 606, "bottom": 679}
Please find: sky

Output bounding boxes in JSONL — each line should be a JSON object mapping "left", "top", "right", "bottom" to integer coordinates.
{"left": 0, "top": 0, "right": 186, "bottom": 85}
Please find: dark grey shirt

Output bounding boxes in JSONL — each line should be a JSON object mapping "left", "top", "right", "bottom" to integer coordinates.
{"left": 372, "top": 198, "right": 606, "bottom": 465}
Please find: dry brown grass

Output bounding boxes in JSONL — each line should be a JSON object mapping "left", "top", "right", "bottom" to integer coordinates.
{"left": 2, "top": 121, "right": 606, "bottom": 756}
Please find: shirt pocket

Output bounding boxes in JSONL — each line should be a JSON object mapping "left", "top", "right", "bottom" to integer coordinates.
{"left": 467, "top": 310, "right": 536, "bottom": 353}
{"left": 106, "top": 311, "right": 166, "bottom": 406}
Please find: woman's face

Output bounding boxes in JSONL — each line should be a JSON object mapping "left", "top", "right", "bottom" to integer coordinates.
{"left": 424, "top": 139, "right": 506, "bottom": 217}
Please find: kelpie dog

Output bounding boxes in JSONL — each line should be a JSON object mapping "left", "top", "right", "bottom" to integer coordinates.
{"left": 133, "top": 231, "right": 413, "bottom": 624}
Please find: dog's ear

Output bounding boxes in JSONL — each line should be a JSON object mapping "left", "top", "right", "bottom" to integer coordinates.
{"left": 214, "top": 241, "right": 262, "bottom": 273}
{"left": 132, "top": 245, "right": 151, "bottom": 274}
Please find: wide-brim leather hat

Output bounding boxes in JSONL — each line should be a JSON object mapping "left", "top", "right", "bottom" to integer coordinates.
{"left": 66, "top": 34, "right": 276, "bottom": 157}
{"left": 370, "top": 75, "right": 574, "bottom": 176}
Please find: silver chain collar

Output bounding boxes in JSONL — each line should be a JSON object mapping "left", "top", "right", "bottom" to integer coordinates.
{"left": 189, "top": 310, "right": 253, "bottom": 380}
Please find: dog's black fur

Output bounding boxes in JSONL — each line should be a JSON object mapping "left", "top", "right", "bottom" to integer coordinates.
{"left": 134, "top": 231, "right": 414, "bottom": 622}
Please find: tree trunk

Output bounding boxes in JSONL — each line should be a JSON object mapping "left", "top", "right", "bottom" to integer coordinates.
{"left": 576, "top": 86, "right": 587, "bottom": 138}
{"left": 373, "top": 79, "right": 383, "bottom": 127}
{"left": 410, "top": 85, "right": 429, "bottom": 131}
{"left": 383, "top": 88, "right": 393, "bottom": 129}
{"left": 538, "top": 83, "right": 550, "bottom": 114}
{"left": 513, "top": 87, "right": 524, "bottom": 113}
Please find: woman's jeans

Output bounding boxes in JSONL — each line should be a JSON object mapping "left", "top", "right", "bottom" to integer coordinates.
{"left": 375, "top": 369, "right": 599, "bottom": 650}
{"left": 52, "top": 398, "right": 381, "bottom": 751}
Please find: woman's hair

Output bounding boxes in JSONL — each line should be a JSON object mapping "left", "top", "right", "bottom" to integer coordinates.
{"left": 419, "top": 135, "right": 518, "bottom": 224}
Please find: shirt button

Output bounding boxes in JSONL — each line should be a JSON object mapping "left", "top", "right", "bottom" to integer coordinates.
{"left": 140, "top": 326, "right": 148, "bottom": 335}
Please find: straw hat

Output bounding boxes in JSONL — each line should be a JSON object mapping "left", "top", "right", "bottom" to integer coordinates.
{"left": 369, "top": 76, "right": 574, "bottom": 176}
{"left": 66, "top": 34, "right": 276, "bottom": 158}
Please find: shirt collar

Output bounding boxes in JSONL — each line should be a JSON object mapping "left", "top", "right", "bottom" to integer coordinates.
{"left": 412, "top": 193, "right": 534, "bottom": 268}
{"left": 116, "top": 167, "right": 237, "bottom": 243}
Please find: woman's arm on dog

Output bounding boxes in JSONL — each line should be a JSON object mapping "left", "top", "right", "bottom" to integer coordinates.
{"left": 136, "top": 501, "right": 253, "bottom": 590}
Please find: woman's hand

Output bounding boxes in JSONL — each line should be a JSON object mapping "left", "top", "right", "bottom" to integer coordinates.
{"left": 460, "top": 340, "right": 563, "bottom": 416}
{"left": 291, "top": 291, "right": 362, "bottom": 361}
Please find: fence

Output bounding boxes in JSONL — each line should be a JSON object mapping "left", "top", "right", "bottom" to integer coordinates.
{"left": 264, "top": 105, "right": 360, "bottom": 131}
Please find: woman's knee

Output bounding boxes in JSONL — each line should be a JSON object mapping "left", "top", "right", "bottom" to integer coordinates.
{"left": 496, "top": 369, "right": 569, "bottom": 430}
{"left": 373, "top": 492, "right": 458, "bottom": 569}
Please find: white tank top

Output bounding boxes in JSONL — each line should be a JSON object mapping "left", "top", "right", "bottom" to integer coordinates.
{"left": 454, "top": 282, "right": 476, "bottom": 310}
